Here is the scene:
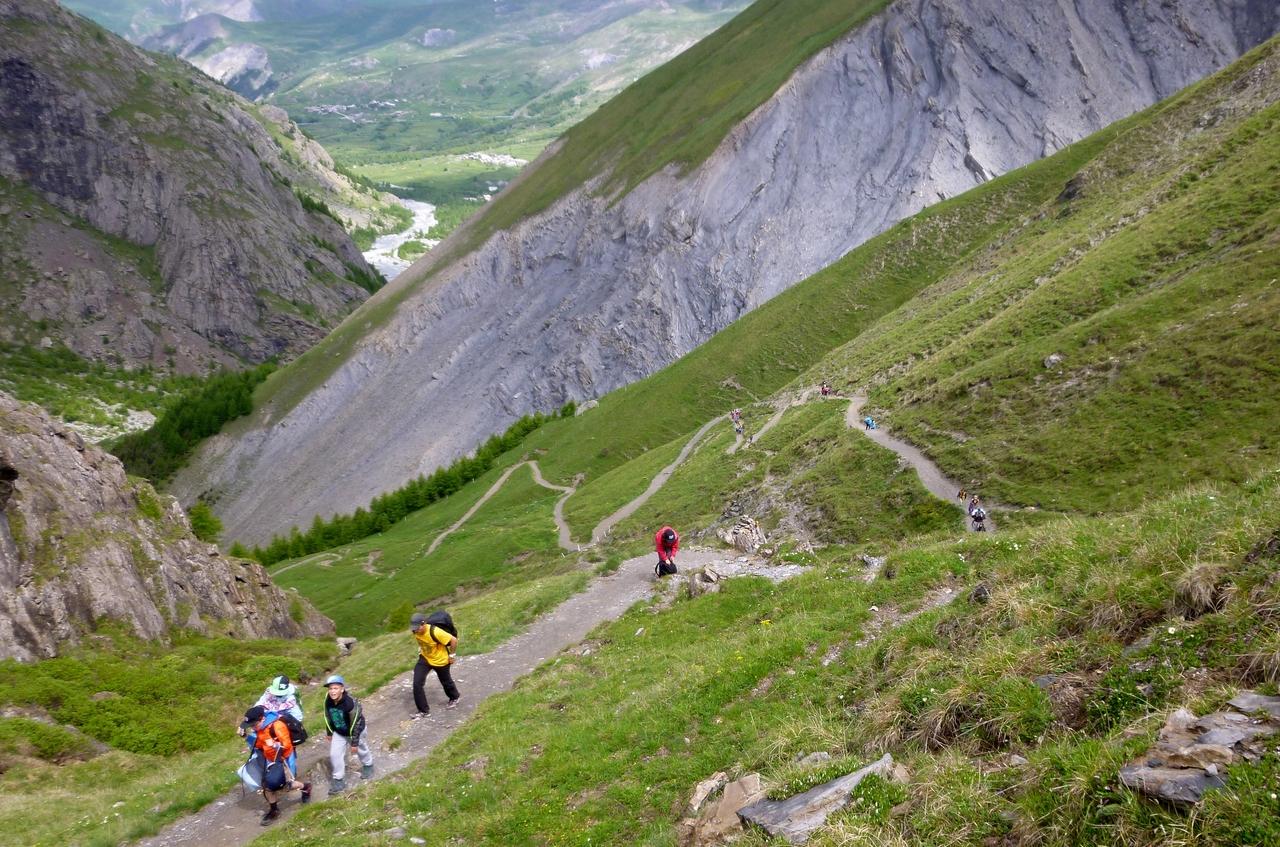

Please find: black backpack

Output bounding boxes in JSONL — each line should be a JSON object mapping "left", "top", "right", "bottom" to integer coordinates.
{"left": 277, "top": 712, "right": 308, "bottom": 745}
{"left": 427, "top": 610, "right": 457, "bottom": 639}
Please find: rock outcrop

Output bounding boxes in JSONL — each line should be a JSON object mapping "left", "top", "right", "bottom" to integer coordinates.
{"left": 0, "top": 0, "right": 388, "bottom": 373}
{"left": 0, "top": 392, "right": 332, "bottom": 662}
{"left": 178, "top": 0, "right": 1280, "bottom": 544}
{"left": 1119, "top": 694, "right": 1280, "bottom": 806}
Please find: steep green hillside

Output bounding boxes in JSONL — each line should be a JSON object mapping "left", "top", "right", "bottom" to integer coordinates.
{"left": 270, "top": 471, "right": 1280, "bottom": 847}
{"left": 814, "top": 46, "right": 1280, "bottom": 512}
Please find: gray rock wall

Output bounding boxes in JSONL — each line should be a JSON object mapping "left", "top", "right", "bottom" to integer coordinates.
{"left": 0, "top": 0, "right": 379, "bottom": 372}
{"left": 0, "top": 392, "right": 332, "bottom": 661}
{"left": 183, "top": 0, "right": 1280, "bottom": 545}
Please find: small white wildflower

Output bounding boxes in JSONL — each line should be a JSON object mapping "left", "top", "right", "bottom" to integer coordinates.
{"left": 1167, "top": 627, "right": 1177, "bottom": 634}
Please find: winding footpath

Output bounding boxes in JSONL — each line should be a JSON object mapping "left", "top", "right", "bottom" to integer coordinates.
{"left": 141, "top": 387, "right": 994, "bottom": 847}
{"left": 844, "top": 395, "right": 995, "bottom": 532}
{"left": 589, "top": 415, "right": 726, "bottom": 544}
{"left": 136, "top": 549, "right": 753, "bottom": 847}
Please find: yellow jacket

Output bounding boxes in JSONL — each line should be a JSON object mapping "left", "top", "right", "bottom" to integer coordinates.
{"left": 414, "top": 624, "right": 455, "bottom": 667}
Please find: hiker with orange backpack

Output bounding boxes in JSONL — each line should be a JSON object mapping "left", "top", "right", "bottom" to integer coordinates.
{"left": 655, "top": 526, "right": 679, "bottom": 576}
{"left": 238, "top": 705, "right": 311, "bottom": 825}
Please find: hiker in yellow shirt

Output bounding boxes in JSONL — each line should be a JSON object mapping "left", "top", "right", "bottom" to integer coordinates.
{"left": 411, "top": 612, "right": 459, "bottom": 717}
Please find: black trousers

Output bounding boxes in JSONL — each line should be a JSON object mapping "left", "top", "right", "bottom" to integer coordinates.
{"left": 413, "top": 656, "right": 459, "bottom": 713}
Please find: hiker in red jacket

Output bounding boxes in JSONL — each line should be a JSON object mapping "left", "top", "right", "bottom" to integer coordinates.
{"left": 655, "top": 526, "right": 679, "bottom": 576}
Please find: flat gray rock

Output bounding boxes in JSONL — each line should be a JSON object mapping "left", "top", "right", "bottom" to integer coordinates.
{"left": 738, "top": 754, "right": 893, "bottom": 844}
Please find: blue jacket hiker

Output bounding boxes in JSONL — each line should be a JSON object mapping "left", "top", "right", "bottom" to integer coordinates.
{"left": 238, "top": 705, "right": 311, "bottom": 825}
{"left": 323, "top": 675, "right": 373, "bottom": 792}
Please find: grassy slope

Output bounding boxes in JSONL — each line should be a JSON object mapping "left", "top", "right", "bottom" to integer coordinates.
{"left": 812, "top": 43, "right": 1280, "bottom": 512}
{"left": 270, "top": 460, "right": 575, "bottom": 638}
{"left": 267, "top": 471, "right": 1280, "bottom": 847}
{"left": 235, "top": 38, "right": 1280, "bottom": 847}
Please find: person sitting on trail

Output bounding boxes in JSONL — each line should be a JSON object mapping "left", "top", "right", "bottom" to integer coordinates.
{"left": 411, "top": 612, "right": 460, "bottom": 717}
{"left": 655, "top": 526, "right": 679, "bottom": 576}
{"left": 256, "top": 675, "right": 304, "bottom": 722}
{"left": 240, "top": 705, "right": 311, "bottom": 825}
{"left": 322, "top": 675, "right": 372, "bottom": 794}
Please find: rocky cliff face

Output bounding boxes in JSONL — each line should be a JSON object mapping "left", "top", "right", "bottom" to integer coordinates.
{"left": 0, "top": 0, "right": 388, "bottom": 373}
{"left": 0, "top": 392, "right": 332, "bottom": 662}
{"left": 179, "top": 0, "right": 1280, "bottom": 545}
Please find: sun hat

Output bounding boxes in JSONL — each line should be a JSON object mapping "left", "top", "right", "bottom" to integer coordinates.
{"left": 410, "top": 613, "right": 428, "bottom": 630}
{"left": 267, "top": 675, "right": 295, "bottom": 698}
{"left": 325, "top": 675, "right": 345, "bottom": 687}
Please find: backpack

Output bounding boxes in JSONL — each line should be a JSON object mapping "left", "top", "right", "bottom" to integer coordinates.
{"left": 656, "top": 560, "right": 677, "bottom": 577}
{"left": 277, "top": 712, "right": 308, "bottom": 746}
{"left": 972, "top": 508, "right": 987, "bottom": 521}
{"left": 263, "top": 758, "right": 288, "bottom": 791}
{"left": 427, "top": 610, "right": 457, "bottom": 639}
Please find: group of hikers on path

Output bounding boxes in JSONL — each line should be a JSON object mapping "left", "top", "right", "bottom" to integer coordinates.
{"left": 234, "top": 610, "right": 460, "bottom": 825}
{"left": 958, "top": 488, "right": 987, "bottom": 531}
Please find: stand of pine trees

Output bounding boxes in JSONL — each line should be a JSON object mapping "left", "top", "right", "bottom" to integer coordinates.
{"left": 247, "top": 403, "right": 576, "bottom": 565}
{"left": 112, "top": 364, "right": 274, "bottom": 483}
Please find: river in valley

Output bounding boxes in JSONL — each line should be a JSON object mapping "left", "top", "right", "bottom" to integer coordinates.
{"left": 362, "top": 198, "right": 438, "bottom": 280}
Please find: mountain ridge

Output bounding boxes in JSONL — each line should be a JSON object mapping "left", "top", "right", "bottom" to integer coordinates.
{"left": 0, "top": 0, "right": 401, "bottom": 374}
{"left": 177, "top": 0, "right": 1280, "bottom": 546}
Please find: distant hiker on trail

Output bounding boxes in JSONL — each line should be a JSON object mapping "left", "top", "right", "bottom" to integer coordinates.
{"left": 968, "top": 495, "right": 982, "bottom": 516}
{"left": 971, "top": 506, "right": 988, "bottom": 532}
{"left": 322, "top": 675, "right": 372, "bottom": 793}
{"left": 238, "top": 705, "right": 311, "bottom": 826}
{"left": 655, "top": 526, "right": 679, "bottom": 576}
{"left": 731, "top": 408, "right": 744, "bottom": 435}
{"left": 411, "top": 611, "right": 460, "bottom": 717}
{"left": 820, "top": 381, "right": 831, "bottom": 397}
{"left": 863, "top": 416, "right": 876, "bottom": 431}
{"left": 256, "top": 675, "right": 304, "bottom": 722}
{"left": 957, "top": 487, "right": 967, "bottom": 502}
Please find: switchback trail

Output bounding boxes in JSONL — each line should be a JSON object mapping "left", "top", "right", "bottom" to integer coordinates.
{"left": 424, "top": 461, "right": 529, "bottom": 556}
{"left": 528, "top": 460, "right": 578, "bottom": 552}
{"left": 588, "top": 415, "right": 726, "bottom": 545}
{"left": 844, "top": 395, "right": 995, "bottom": 532}
{"left": 136, "top": 548, "right": 753, "bottom": 847}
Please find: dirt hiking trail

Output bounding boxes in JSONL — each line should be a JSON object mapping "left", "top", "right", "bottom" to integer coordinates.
{"left": 137, "top": 548, "right": 756, "bottom": 847}
{"left": 845, "top": 395, "right": 995, "bottom": 532}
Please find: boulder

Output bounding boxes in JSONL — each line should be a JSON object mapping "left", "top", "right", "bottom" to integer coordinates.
{"left": 1119, "top": 693, "right": 1280, "bottom": 806}
{"left": 678, "top": 773, "right": 766, "bottom": 847}
{"left": 1043, "top": 353, "right": 1065, "bottom": 369}
{"left": 686, "top": 771, "right": 729, "bottom": 816}
{"left": 738, "top": 754, "right": 894, "bottom": 844}
{"left": 689, "top": 570, "right": 724, "bottom": 598}
{"left": 336, "top": 637, "right": 358, "bottom": 654}
{"left": 1118, "top": 764, "right": 1226, "bottom": 805}
{"left": 718, "top": 515, "right": 766, "bottom": 553}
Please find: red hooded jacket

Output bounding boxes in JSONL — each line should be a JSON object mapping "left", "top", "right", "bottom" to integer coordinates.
{"left": 655, "top": 526, "right": 679, "bottom": 558}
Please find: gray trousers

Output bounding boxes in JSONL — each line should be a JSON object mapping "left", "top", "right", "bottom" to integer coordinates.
{"left": 329, "top": 731, "right": 373, "bottom": 781}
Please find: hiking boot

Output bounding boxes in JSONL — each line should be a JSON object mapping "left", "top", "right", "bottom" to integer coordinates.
{"left": 446, "top": 698, "right": 460, "bottom": 710}
{"left": 300, "top": 782, "right": 312, "bottom": 804}
{"left": 330, "top": 778, "right": 346, "bottom": 794}
{"left": 361, "top": 764, "right": 374, "bottom": 780}
{"left": 410, "top": 711, "right": 429, "bottom": 720}
{"left": 260, "top": 806, "right": 281, "bottom": 826}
